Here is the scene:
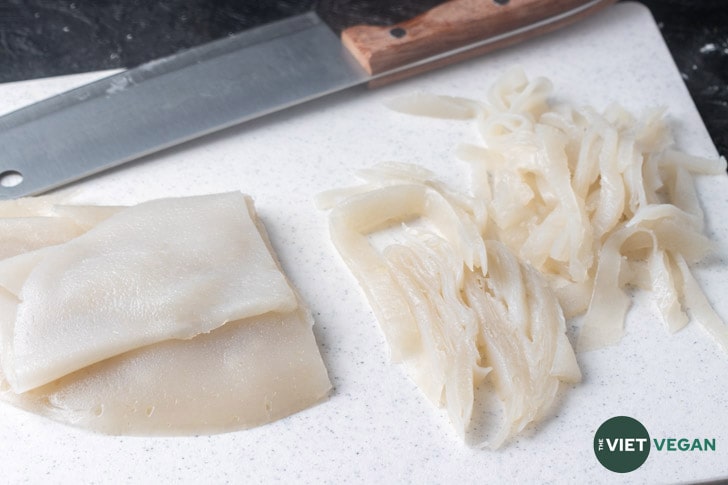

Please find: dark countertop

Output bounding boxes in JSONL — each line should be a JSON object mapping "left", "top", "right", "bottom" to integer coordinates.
{"left": 0, "top": 0, "right": 726, "bottom": 156}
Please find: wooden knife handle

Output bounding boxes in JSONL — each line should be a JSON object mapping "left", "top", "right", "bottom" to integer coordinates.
{"left": 342, "top": 0, "right": 616, "bottom": 81}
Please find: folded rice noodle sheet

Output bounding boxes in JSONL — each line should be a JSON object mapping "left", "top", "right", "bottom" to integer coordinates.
{"left": 0, "top": 192, "right": 330, "bottom": 435}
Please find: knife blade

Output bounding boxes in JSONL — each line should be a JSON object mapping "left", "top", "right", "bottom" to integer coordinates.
{"left": 0, "top": 0, "right": 614, "bottom": 199}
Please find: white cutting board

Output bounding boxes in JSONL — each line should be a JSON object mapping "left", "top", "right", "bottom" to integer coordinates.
{"left": 1, "top": 2, "right": 727, "bottom": 483}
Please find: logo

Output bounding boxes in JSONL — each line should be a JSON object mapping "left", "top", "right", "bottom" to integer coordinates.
{"left": 594, "top": 416, "right": 651, "bottom": 473}
{"left": 594, "top": 416, "right": 717, "bottom": 473}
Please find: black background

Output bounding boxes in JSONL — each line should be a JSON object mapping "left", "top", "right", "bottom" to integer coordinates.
{"left": 0, "top": 0, "right": 726, "bottom": 156}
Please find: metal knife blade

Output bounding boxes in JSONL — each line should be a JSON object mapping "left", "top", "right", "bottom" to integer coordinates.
{"left": 0, "top": 0, "right": 614, "bottom": 199}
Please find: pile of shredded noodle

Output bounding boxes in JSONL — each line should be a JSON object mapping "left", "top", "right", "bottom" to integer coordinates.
{"left": 318, "top": 68, "right": 727, "bottom": 447}
{"left": 317, "top": 164, "right": 580, "bottom": 448}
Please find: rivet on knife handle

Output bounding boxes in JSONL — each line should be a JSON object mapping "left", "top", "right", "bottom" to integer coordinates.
{"left": 342, "top": 0, "right": 616, "bottom": 83}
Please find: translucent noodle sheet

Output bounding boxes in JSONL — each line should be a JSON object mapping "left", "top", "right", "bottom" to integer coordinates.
{"left": 0, "top": 192, "right": 331, "bottom": 435}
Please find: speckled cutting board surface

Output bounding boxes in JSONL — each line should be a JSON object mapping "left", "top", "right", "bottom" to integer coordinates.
{"left": 1, "top": 3, "right": 726, "bottom": 483}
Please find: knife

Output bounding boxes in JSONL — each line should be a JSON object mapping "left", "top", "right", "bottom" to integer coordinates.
{"left": 0, "top": 0, "right": 614, "bottom": 199}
